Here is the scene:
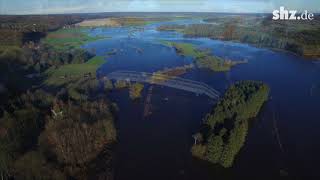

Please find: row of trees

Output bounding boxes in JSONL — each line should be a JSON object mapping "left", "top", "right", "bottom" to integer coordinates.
{"left": 191, "top": 81, "right": 270, "bottom": 168}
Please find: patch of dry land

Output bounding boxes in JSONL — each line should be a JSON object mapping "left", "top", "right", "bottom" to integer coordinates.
{"left": 76, "top": 17, "right": 154, "bottom": 27}
{"left": 76, "top": 18, "right": 121, "bottom": 27}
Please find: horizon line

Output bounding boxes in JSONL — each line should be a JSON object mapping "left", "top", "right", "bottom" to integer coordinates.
{"left": 2, "top": 10, "right": 319, "bottom": 16}
{"left": 0, "top": 11, "right": 276, "bottom": 16}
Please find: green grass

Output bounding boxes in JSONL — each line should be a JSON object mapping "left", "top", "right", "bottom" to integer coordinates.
{"left": 43, "top": 28, "right": 105, "bottom": 51}
{"left": 196, "top": 56, "right": 232, "bottom": 72}
{"left": 161, "top": 41, "right": 201, "bottom": 57}
{"left": 0, "top": 45, "right": 20, "bottom": 53}
{"left": 85, "top": 56, "right": 106, "bottom": 65}
{"left": 44, "top": 56, "right": 105, "bottom": 86}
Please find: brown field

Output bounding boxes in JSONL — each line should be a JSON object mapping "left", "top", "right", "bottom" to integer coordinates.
{"left": 46, "top": 32, "right": 82, "bottom": 39}
{"left": 76, "top": 18, "right": 121, "bottom": 27}
{"left": 76, "top": 17, "right": 152, "bottom": 27}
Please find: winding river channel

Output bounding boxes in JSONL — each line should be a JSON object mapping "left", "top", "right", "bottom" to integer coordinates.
{"left": 82, "top": 19, "right": 320, "bottom": 179}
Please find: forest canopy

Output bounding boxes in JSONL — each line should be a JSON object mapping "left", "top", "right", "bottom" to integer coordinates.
{"left": 191, "top": 81, "right": 270, "bottom": 168}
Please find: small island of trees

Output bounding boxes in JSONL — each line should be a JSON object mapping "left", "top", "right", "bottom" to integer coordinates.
{"left": 191, "top": 81, "right": 270, "bottom": 168}
{"left": 129, "top": 83, "right": 144, "bottom": 100}
{"left": 111, "top": 80, "right": 145, "bottom": 100}
{"left": 161, "top": 41, "right": 246, "bottom": 72}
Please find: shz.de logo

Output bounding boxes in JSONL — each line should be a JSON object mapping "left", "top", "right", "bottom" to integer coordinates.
{"left": 273, "top": 6, "right": 314, "bottom": 20}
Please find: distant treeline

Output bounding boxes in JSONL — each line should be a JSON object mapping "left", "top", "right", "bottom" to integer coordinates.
{"left": 158, "top": 15, "right": 320, "bottom": 58}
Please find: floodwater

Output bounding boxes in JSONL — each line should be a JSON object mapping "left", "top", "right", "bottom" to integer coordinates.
{"left": 82, "top": 19, "right": 320, "bottom": 179}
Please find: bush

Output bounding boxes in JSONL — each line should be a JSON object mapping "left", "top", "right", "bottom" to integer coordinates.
{"left": 129, "top": 83, "right": 144, "bottom": 100}
{"left": 191, "top": 144, "right": 207, "bottom": 160}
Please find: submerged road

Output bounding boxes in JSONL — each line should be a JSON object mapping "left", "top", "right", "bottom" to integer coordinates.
{"left": 107, "top": 70, "right": 221, "bottom": 100}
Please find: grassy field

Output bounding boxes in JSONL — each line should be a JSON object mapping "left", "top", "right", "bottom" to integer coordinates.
{"left": 44, "top": 56, "right": 105, "bottom": 86}
{"left": 43, "top": 28, "right": 105, "bottom": 51}
{"left": 162, "top": 41, "right": 203, "bottom": 57}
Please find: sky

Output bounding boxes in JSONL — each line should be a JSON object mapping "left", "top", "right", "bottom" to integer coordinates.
{"left": 0, "top": 0, "right": 319, "bottom": 15}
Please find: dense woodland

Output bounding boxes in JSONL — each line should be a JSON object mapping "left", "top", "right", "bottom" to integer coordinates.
{"left": 0, "top": 90, "right": 117, "bottom": 179}
{"left": 191, "top": 81, "right": 270, "bottom": 167}
{"left": 0, "top": 15, "right": 120, "bottom": 179}
{"left": 0, "top": 49, "right": 117, "bottom": 180}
